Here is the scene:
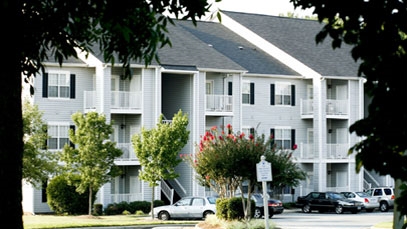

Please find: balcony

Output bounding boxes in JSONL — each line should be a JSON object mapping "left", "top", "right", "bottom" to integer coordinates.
{"left": 300, "top": 99, "right": 348, "bottom": 118}
{"left": 296, "top": 143, "right": 348, "bottom": 160}
{"left": 205, "top": 94, "right": 233, "bottom": 115}
{"left": 115, "top": 143, "right": 138, "bottom": 161}
{"left": 326, "top": 143, "right": 349, "bottom": 159}
{"left": 84, "top": 91, "right": 142, "bottom": 113}
{"left": 110, "top": 193, "right": 143, "bottom": 203}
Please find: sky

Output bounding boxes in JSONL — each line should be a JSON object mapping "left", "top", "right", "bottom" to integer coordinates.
{"left": 207, "top": 0, "right": 315, "bottom": 17}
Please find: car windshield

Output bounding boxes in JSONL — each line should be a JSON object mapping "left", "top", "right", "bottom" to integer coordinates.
{"left": 207, "top": 197, "right": 217, "bottom": 204}
{"left": 329, "top": 193, "right": 345, "bottom": 199}
{"left": 356, "top": 192, "right": 369, "bottom": 197}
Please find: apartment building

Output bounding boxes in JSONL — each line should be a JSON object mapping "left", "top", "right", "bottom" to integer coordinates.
{"left": 22, "top": 11, "right": 392, "bottom": 214}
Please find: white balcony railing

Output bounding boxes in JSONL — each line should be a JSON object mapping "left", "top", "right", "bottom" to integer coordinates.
{"left": 115, "top": 143, "right": 138, "bottom": 161}
{"left": 298, "top": 143, "right": 314, "bottom": 159}
{"left": 110, "top": 193, "right": 143, "bottom": 203}
{"left": 300, "top": 99, "right": 348, "bottom": 116}
{"left": 326, "top": 143, "right": 349, "bottom": 159}
{"left": 297, "top": 143, "right": 349, "bottom": 159}
{"left": 84, "top": 91, "right": 142, "bottom": 111}
{"left": 206, "top": 94, "right": 233, "bottom": 112}
{"left": 111, "top": 91, "right": 142, "bottom": 110}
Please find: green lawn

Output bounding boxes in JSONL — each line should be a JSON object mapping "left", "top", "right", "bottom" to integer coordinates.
{"left": 23, "top": 214, "right": 199, "bottom": 229}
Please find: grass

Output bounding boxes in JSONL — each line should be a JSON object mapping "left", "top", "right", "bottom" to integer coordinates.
{"left": 23, "top": 214, "right": 199, "bottom": 229}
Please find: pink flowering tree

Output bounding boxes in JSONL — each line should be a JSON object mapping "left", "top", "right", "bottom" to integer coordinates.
{"left": 184, "top": 124, "right": 306, "bottom": 220}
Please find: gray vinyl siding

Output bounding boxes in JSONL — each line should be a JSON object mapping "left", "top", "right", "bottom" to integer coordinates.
{"left": 241, "top": 76, "right": 305, "bottom": 137}
{"left": 34, "top": 66, "right": 94, "bottom": 123}
{"left": 141, "top": 68, "right": 158, "bottom": 129}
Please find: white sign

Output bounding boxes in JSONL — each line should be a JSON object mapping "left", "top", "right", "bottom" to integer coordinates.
{"left": 256, "top": 160, "right": 272, "bottom": 182}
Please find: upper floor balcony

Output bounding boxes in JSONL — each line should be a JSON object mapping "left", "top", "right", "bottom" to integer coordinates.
{"left": 295, "top": 143, "right": 349, "bottom": 160}
{"left": 205, "top": 94, "right": 233, "bottom": 116}
{"left": 84, "top": 91, "right": 142, "bottom": 114}
{"left": 300, "top": 99, "right": 348, "bottom": 119}
{"left": 115, "top": 143, "right": 138, "bottom": 161}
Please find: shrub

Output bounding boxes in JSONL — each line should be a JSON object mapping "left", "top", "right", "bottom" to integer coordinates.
{"left": 47, "top": 174, "right": 95, "bottom": 215}
{"left": 153, "top": 200, "right": 165, "bottom": 207}
{"left": 93, "top": 204, "right": 103, "bottom": 215}
{"left": 216, "top": 198, "right": 229, "bottom": 220}
{"left": 129, "top": 201, "right": 151, "bottom": 214}
{"left": 104, "top": 203, "right": 119, "bottom": 215}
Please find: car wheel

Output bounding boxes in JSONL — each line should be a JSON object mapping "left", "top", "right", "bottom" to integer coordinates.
{"left": 379, "top": 202, "right": 389, "bottom": 212}
{"left": 158, "top": 211, "right": 170, "bottom": 221}
{"left": 203, "top": 210, "right": 215, "bottom": 219}
{"left": 302, "top": 204, "right": 311, "bottom": 213}
{"left": 253, "top": 208, "right": 262, "bottom": 219}
{"left": 335, "top": 205, "right": 343, "bottom": 214}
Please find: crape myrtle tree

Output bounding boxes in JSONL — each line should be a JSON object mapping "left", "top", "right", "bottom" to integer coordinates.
{"left": 289, "top": 0, "right": 407, "bottom": 228}
{"left": 22, "top": 100, "right": 60, "bottom": 187}
{"left": 60, "top": 111, "right": 123, "bottom": 215}
{"left": 184, "top": 124, "right": 306, "bottom": 220}
{"left": 132, "top": 110, "right": 189, "bottom": 219}
{"left": 5, "top": 0, "right": 214, "bottom": 227}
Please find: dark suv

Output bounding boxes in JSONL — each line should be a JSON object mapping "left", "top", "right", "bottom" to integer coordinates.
{"left": 364, "top": 187, "right": 395, "bottom": 212}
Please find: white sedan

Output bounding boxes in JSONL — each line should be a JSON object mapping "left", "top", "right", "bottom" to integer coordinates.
{"left": 341, "top": 191, "right": 380, "bottom": 212}
{"left": 152, "top": 196, "right": 217, "bottom": 220}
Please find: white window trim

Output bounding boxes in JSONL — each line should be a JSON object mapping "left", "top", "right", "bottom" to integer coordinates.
{"left": 275, "top": 82, "right": 292, "bottom": 107}
{"left": 47, "top": 70, "right": 71, "bottom": 100}
{"left": 242, "top": 80, "right": 251, "bottom": 105}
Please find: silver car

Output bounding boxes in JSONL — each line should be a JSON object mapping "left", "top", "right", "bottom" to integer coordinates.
{"left": 341, "top": 191, "right": 379, "bottom": 212}
{"left": 152, "top": 196, "right": 217, "bottom": 220}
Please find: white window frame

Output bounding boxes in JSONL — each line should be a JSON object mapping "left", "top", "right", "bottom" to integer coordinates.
{"left": 47, "top": 70, "right": 70, "bottom": 99}
{"left": 47, "top": 122, "right": 70, "bottom": 150}
{"left": 274, "top": 126, "right": 292, "bottom": 149}
{"left": 275, "top": 82, "right": 292, "bottom": 106}
{"left": 242, "top": 81, "right": 251, "bottom": 105}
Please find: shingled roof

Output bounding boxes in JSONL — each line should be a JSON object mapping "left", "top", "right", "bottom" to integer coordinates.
{"left": 221, "top": 11, "right": 360, "bottom": 77}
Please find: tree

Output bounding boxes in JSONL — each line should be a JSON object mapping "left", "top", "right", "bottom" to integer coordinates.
{"left": 185, "top": 124, "right": 306, "bottom": 220}
{"left": 132, "top": 109, "right": 189, "bottom": 219}
{"left": 289, "top": 0, "right": 407, "bottom": 228}
{"left": 60, "top": 111, "right": 123, "bottom": 215}
{"left": 22, "top": 100, "right": 60, "bottom": 187}
{"left": 4, "top": 1, "right": 211, "bottom": 227}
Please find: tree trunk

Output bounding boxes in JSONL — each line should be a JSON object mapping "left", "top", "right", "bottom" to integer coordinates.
{"left": 89, "top": 186, "right": 93, "bottom": 215}
{"left": 151, "top": 186, "right": 155, "bottom": 220}
{"left": 0, "top": 0, "right": 24, "bottom": 226}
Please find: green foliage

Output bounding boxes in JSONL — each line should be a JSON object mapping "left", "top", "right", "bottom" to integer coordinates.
{"left": 132, "top": 110, "right": 189, "bottom": 187}
{"left": 21, "top": 0, "right": 212, "bottom": 80}
{"left": 184, "top": 124, "right": 306, "bottom": 219}
{"left": 215, "top": 198, "right": 229, "bottom": 220}
{"left": 93, "top": 204, "right": 103, "bottom": 216}
{"left": 153, "top": 200, "right": 166, "bottom": 207}
{"left": 290, "top": 0, "right": 407, "bottom": 225}
{"left": 47, "top": 174, "right": 95, "bottom": 215}
{"left": 104, "top": 200, "right": 158, "bottom": 215}
{"left": 22, "top": 100, "right": 60, "bottom": 187}
{"left": 60, "top": 111, "right": 123, "bottom": 215}
{"left": 215, "top": 197, "right": 255, "bottom": 221}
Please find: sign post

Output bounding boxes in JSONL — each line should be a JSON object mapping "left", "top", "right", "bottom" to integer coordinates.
{"left": 256, "top": 155, "right": 272, "bottom": 229}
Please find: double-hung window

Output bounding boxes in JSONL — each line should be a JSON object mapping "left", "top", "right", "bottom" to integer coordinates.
{"left": 270, "top": 83, "right": 295, "bottom": 106}
{"left": 242, "top": 81, "right": 255, "bottom": 105}
{"left": 270, "top": 127, "right": 296, "bottom": 150}
{"left": 47, "top": 123, "right": 71, "bottom": 150}
{"left": 43, "top": 71, "right": 76, "bottom": 99}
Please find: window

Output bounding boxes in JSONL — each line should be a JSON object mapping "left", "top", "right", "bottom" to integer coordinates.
{"left": 270, "top": 127, "right": 296, "bottom": 149}
{"left": 242, "top": 81, "right": 254, "bottom": 104}
{"left": 42, "top": 72, "right": 76, "bottom": 99}
{"left": 270, "top": 83, "right": 295, "bottom": 106}
{"left": 47, "top": 123, "right": 73, "bottom": 150}
{"left": 41, "top": 180, "right": 48, "bottom": 203}
{"left": 242, "top": 127, "right": 255, "bottom": 138}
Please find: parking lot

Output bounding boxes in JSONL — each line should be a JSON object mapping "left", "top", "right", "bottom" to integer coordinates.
{"left": 270, "top": 208, "right": 393, "bottom": 229}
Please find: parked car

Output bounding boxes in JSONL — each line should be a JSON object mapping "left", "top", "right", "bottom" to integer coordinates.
{"left": 364, "top": 187, "right": 395, "bottom": 212}
{"left": 296, "top": 191, "right": 363, "bottom": 214}
{"left": 152, "top": 196, "right": 217, "bottom": 220}
{"left": 341, "top": 191, "right": 379, "bottom": 212}
{"left": 240, "top": 193, "right": 284, "bottom": 218}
